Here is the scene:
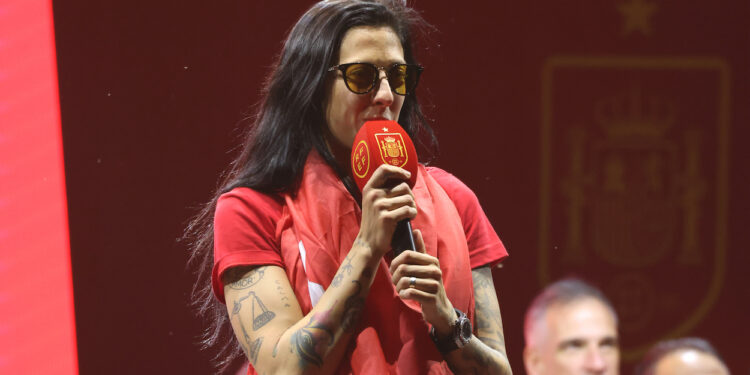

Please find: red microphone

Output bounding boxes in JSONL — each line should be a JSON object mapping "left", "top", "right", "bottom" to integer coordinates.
{"left": 351, "top": 120, "right": 418, "bottom": 256}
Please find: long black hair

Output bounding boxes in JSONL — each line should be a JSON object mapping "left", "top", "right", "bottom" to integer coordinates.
{"left": 185, "top": 0, "right": 437, "bottom": 372}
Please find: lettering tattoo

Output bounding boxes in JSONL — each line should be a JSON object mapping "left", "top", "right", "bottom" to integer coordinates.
{"left": 291, "top": 308, "right": 335, "bottom": 368}
{"left": 341, "top": 280, "right": 364, "bottom": 332}
{"left": 228, "top": 266, "right": 267, "bottom": 290}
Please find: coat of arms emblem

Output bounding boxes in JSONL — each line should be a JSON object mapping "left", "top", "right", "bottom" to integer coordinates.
{"left": 539, "top": 56, "right": 729, "bottom": 360}
{"left": 375, "top": 132, "right": 408, "bottom": 167}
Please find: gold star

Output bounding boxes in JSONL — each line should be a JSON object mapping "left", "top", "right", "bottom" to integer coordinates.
{"left": 382, "top": 127, "right": 389, "bottom": 131}
{"left": 617, "top": 0, "right": 658, "bottom": 36}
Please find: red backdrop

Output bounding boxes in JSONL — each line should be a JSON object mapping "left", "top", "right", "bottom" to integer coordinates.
{"left": 51, "top": 0, "right": 749, "bottom": 373}
{"left": 0, "top": 0, "right": 77, "bottom": 374}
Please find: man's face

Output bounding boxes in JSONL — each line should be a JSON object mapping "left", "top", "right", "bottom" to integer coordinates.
{"left": 525, "top": 298, "right": 620, "bottom": 375}
{"left": 652, "top": 349, "right": 729, "bottom": 375}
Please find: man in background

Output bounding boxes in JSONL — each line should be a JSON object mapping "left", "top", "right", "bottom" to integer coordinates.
{"left": 523, "top": 278, "right": 620, "bottom": 375}
{"left": 634, "top": 337, "right": 729, "bottom": 375}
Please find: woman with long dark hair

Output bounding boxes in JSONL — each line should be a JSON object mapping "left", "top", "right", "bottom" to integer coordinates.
{"left": 186, "top": 1, "right": 512, "bottom": 374}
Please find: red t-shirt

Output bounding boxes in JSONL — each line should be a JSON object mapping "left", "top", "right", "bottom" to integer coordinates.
{"left": 212, "top": 166, "right": 507, "bottom": 302}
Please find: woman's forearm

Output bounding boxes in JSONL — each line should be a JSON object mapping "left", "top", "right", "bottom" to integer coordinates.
{"left": 264, "top": 240, "right": 380, "bottom": 374}
{"left": 441, "top": 266, "right": 512, "bottom": 375}
{"left": 443, "top": 337, "right": 512, "bottom": 375}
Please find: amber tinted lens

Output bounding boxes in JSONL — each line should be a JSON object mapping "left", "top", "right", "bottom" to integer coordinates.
{"left": 388, "top": 64, "right": 409, "bottom": 95}
{"left": 344, "top": 63, "right": 377, "bottom": 93}
{"left": 405, "top": 65, "right": 419, "bottom": 94}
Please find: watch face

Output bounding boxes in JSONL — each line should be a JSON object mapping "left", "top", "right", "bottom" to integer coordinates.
{"left": 459, "top": 318, "right": 472, "bottom": 343}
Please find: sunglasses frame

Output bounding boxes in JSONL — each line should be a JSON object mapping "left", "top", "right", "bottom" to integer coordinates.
{"left": 328, "top": 62, "right": 424, "bottom": 96}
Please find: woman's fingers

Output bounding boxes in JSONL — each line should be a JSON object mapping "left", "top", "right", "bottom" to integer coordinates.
{"left": 398, "top": 284, "right": 443, "bottom": 302}
{"left": 386, "top": 231, "right": 455, "bottom": 329}
{"left": 357, "top": 165, "right": 416, "bottom": 255}
{"left": 391, "top": 263, "right": 442, "bottom": 283}
{"left": 371, "top": 194, "right": 416, "bottom": 214}
{"left": 384, "top": 181, "right": 414, "bottom": 198}
{"left": 389, "top": 247, "right": 438, "bottom": 275}
{"left": 361, "top": 166, "right": 416, "bottom": 224}
{"left": 394, "top": 275, "right": 440, "bottom": 294}
{"left": 364, "top": 164, "right": 411, "bottom": 191}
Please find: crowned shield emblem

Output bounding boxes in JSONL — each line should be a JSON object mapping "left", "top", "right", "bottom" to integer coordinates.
{"left": 539, "top": 56, "right": 729, "bottom": 360}
{"left": 375, "top": 132, "right": 409, "bottom": 167}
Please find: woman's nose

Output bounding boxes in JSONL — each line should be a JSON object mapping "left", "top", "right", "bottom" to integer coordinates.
{"left": 372, "top": 72, "right": 394, "bottom": 107}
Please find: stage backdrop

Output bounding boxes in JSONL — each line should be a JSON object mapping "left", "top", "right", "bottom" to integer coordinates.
{"left": 52, "top": 0, "right": 748, "bottom": 373}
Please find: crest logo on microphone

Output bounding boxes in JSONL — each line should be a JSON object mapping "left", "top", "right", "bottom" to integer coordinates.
{"left": 375, "top": 132, "right": 408, "bottom": 167}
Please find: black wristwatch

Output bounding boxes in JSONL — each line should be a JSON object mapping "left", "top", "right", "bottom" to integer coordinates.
{"left": 429, "top": 308, "right": 472, "bottom": 354}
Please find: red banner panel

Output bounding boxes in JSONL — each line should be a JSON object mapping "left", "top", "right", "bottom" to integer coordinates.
{"left": 0, "top": 0, "right": 78, "bottom": 373}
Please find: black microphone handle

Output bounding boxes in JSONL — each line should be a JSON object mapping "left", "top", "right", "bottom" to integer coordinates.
{"left": 391, "top": 219, "right": 416, "bottom": 257}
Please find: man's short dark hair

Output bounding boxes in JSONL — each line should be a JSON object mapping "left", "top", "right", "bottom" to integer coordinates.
{"left": 634, "top": 337, "right": 726, "bottom": 375}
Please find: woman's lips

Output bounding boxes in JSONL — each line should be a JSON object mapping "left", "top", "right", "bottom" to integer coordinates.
{"left": 363, "top": 116, "right": 389, "bottom": 122}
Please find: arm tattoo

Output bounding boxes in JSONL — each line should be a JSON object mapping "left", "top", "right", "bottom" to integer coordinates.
{"left": 472, "top": 268, "right": 507, "bottom": 353}
{"left": 271, "top": 335, "right": 285, "bottom": 358}
{"left": 459, "top": 342, "right": 506, "bottom": 374}
{"left": 475, "top": 297, "right": 506, "bottom": 350}
{"left": 331, "top": 251, "right": 355, "bottom": 288}
{"left": 231, "top": 296, "right": 252, "bottom": 348}
{"left": 249, "top": 337, "right": 263, "bottom": 365}
{"left": 341, "top": 280, "right": 364, "bottom": 332}
{"left": 228, "top": 266, "right": 267, "bottom": 290}
{"left": 274, "top": 279, "right": 291, "bottom": 308}
{"left": 232, "top": 290, "right": 277, "bottom": 331}
{"left": 291, "top": 308, "right": 336, "bottom": 368}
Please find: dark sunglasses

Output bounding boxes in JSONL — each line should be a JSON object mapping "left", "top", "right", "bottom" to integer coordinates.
{"left": 328, "top": 62, "right": 423, "bottom": 96}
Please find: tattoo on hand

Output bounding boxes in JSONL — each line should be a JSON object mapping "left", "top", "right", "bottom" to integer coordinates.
{"left": 228, "top": 266, "right": 267, "bottom": 290}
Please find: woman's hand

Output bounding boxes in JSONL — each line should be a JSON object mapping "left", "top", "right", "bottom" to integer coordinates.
{"left": 390, "top": 241, "right": 513, "bottom": 375}
{"left": 389, "top": 229, "right": 457, "bottom": 336}
{"left": 357, "top": 164, "right": 416, "bottom": 258}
